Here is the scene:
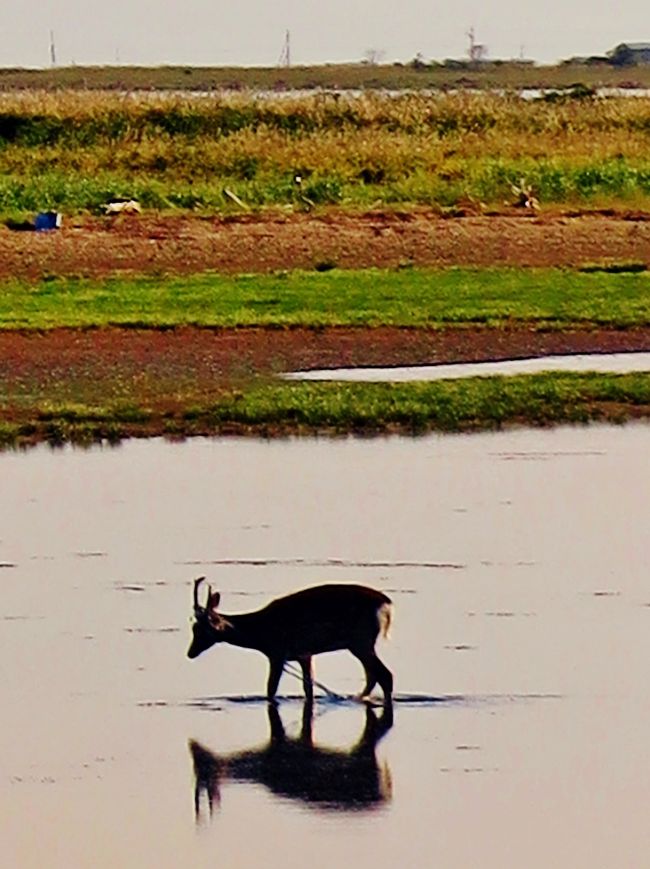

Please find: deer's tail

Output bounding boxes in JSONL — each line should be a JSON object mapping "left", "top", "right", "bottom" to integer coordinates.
{"left": 378, "top": 601, "right": 393, "bottom": 640}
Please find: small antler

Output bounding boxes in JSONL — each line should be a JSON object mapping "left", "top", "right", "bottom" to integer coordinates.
{"left": 193, "top": 576, "right": 206, "bottom": 612}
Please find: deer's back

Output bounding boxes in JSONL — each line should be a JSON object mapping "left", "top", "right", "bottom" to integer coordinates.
{"left": 257, "top": 584, "right": 391, "bottom": 657}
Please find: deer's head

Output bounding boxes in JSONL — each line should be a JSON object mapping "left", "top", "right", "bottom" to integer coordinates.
{"left": 187, "top": 577, "right": 233, "bottom": 659}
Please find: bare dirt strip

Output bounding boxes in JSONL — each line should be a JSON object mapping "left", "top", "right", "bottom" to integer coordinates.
{"left": 2, "top": 327, "right": 650, "bottom": 408}
{"left": 1, "top": 209, "right": 650, "bottom": 278}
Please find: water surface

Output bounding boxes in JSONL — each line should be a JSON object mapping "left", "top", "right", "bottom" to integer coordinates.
{"left": 284, "top": 351, "right": 650, "bottom": 382}
{"left": 2, "top": 425, "right": 650, "bottom": 868}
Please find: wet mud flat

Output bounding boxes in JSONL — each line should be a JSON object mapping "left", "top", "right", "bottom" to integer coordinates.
{"left": 2, "top": 326, "right": 650, "bottom": 423}
{"left": 2, "top": 425, "right": 650, "bottom": 868}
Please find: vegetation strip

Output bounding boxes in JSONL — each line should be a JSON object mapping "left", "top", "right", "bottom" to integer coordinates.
{"left": 2, "top": 373, "right": 649, "bottom": 447}
{"left": 4, "top": 91, "right": 650, "bottom": 214}
{"left": 1, "top": 267, "right": 650, "bottom": 330}
{"left": 4, "top": 62, "right": 650, "bottom": 92}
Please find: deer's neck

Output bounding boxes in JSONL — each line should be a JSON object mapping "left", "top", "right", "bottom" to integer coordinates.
{"left": 221, "top": 610, "right": 272, "bottom": 654}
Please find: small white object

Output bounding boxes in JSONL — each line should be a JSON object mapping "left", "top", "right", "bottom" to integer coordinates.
{"left": 104, "top": 200, "right": 142, "bottom": 215}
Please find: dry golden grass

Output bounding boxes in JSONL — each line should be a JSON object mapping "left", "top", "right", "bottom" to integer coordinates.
{"left": 1, "top": 90, "right": 650, "bottom": 212}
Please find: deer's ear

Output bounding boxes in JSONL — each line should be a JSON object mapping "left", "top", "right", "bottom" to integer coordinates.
{"left": 208, "top": 590, "right": 221, "bottom": 611}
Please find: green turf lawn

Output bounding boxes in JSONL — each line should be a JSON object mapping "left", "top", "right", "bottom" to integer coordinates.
{"left": 0, "top": 266, "right": 649, "bottom": 330}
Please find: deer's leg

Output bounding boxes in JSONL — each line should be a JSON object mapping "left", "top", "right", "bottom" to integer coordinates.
{"left": 351, "top": 648, "right": 378, "bottom": 698}
{"left": 266, "top": 657, "right": 284, "bottom": 703}
{"left": 352, "top": 648, "right": 393, "bottom": 705}
{"left": 298, "top": 655, "right": 314, "bottom": 704}
{"left": 373, "top": 654, "right": 393, "bottom": 705}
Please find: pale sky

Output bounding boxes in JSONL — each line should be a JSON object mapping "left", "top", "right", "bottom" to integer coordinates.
{"left": 2, "top": 0, "right": 649, "bottom": 68}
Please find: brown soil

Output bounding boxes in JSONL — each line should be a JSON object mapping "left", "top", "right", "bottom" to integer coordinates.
{"left": 2, "top": 326, "right": 650, "bottom": 399}
{"left": 3, "top": 209, "right": 650, "bottom": 279}
{"left": 2, "top": 210, "right": 650, "bottom": 407}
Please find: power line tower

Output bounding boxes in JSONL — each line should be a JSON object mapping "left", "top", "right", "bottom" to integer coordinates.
{"left": 278, "top": 29, "right": 291, "bottom": 68}
{"left": 466, "top": 27, "right": 487, "bottom": 63}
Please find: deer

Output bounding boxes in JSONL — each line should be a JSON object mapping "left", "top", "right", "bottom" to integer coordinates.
{"left": 190, "top": 700, "right": 393, "bottom": 820}
{"left": 187, "top": 578, "right": 393, "bottom": 705}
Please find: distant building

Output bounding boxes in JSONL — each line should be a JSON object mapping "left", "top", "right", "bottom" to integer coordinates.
{"left": 608, "top": 43, "right": 650, "bottom": 66}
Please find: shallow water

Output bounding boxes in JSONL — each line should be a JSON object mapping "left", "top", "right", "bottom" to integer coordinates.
{"left": 2, "top": 425, "right": 650, "bottom": 868}
{"left": 284, "top": 351, "right": 650, "bottom": 382}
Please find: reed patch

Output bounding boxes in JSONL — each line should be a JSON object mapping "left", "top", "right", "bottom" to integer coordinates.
{"left": 3, "top": 91, "right": 650, "bottom": 214}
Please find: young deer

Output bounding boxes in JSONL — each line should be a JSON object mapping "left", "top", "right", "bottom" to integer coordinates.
{"left": 187, "top": 578, "right": 393, "bottom": 704}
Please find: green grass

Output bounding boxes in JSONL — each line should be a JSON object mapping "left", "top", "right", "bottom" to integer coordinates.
{"left": 1, "top": 267, "right": 649, "bottom": 330}
{"left": 2, "top": 372, "right": 649, "bottom": 447}
{"left": 2, "top": 261, "right": 649, "bottom": 445}
{"left": 4, "top": 159, "right": 650, "bottom": 213}
{"left": 201, "top": 373, "right": 650, "bottom": 431}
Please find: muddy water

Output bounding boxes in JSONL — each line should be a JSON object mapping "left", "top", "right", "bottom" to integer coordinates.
{"left": 2, "top": 425, "right": 650, "bottom": 868}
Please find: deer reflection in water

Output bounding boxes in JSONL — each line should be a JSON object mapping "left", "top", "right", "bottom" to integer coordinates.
{"left": 190, "top": 700, "right": 393, "bottom": 820}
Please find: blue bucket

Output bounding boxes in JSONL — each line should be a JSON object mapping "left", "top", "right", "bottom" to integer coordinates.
{"left": 34, "top": 211, "right": 62, "bottom": 231}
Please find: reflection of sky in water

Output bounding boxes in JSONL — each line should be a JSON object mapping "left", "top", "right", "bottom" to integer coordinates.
{"left": 284, "top": 351, "right": 650, "bottom": 382}
{"left": 2, "top": 425, "right": 650, "bottom": 868}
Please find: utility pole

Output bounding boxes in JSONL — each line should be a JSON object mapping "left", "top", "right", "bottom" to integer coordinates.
{"left": 278, "top": 29, "right": 291, "bottom": 68}
{"left": 49, "top": 30, "right": 57, "bottom": 67}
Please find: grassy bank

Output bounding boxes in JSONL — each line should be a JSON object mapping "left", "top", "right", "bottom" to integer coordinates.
{"left": 2, "top": 263, "right": 648, "bottom": 445}
{"left": 2, "top": 267, "right": 650, "bottom": 330}
{"left": 1, "top": 372, "right": 649, "bottom": 447}
{"left": 3, "top": 91, "right": 650, "bottom": 213}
